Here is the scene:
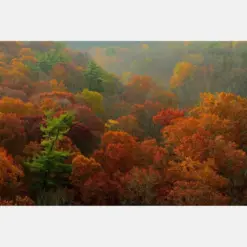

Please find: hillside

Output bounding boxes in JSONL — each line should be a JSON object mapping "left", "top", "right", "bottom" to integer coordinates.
{"left": 0, "top": 41, "right": 247, "bottom": 205}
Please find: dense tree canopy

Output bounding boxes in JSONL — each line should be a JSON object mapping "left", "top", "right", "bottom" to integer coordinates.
{"left": 1, "top": 41, "right": 247, "bottom": 205}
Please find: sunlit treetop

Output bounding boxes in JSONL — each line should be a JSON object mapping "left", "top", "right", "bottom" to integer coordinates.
{"left": 170, "top": 61, "right": 195, "bottom": 88}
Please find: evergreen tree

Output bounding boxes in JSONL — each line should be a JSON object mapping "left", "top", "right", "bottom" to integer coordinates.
{"left": 26, "top": 42, "right": 70, "bottom": 74}
{"left": 24, "top": 110, "right": 74, "bottom": 199}
{"left": 84, "top": 60, "right": 123, "bottom": 95}
{"left": 84, "top": 61, "right": 105, "bottom": 92}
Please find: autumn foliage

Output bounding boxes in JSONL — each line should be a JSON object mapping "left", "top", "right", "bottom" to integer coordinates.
{"left": 153, "top": 108, "right": 185, "bottom": 126}
{"left": 1, "top": 41, "right": 247, "bottom": 205}
{"left": 0, "top": 148, "right": 24, "bottom": 199}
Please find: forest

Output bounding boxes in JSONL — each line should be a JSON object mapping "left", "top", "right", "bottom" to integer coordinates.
{"left": 0, "top": 41, "right": 247, "bottom": 205}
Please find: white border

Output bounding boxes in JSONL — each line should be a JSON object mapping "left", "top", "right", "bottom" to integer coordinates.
{"left": 0, "top": 206, "right": 246, "bottom": 247}
{"left": 1, "top": 0, "right": 247, "bottom": 40}
{"left": 1, "top": 0, "right": 247, "bottom": 247}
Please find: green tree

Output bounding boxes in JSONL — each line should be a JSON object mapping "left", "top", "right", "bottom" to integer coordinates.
{"left": 84, "top": 60, "right": 123, "bottom": 95}
{"left": 24, "top": 110, "right": 74, "bottom": 200}
{"left": 26, "top": 42, "right": 70, "bottom": 74}
{"left": 84, "top": 61, "right": 105, "bottom": 92}
{"left": 81, "top": 88, "right": 104, "bottom": 114}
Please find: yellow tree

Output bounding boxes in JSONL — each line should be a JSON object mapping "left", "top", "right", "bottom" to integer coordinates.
{"left": 81, "top": 88, "right": 104, "bottom": 114}
{"left": 105, "top": 119, "right": 120, "bottom": 132}
{"left": 169, "top": 61, "right": 196, "bottom": 106}
{"left": 170, "top": 61, "right": 195, "bottom": 88}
